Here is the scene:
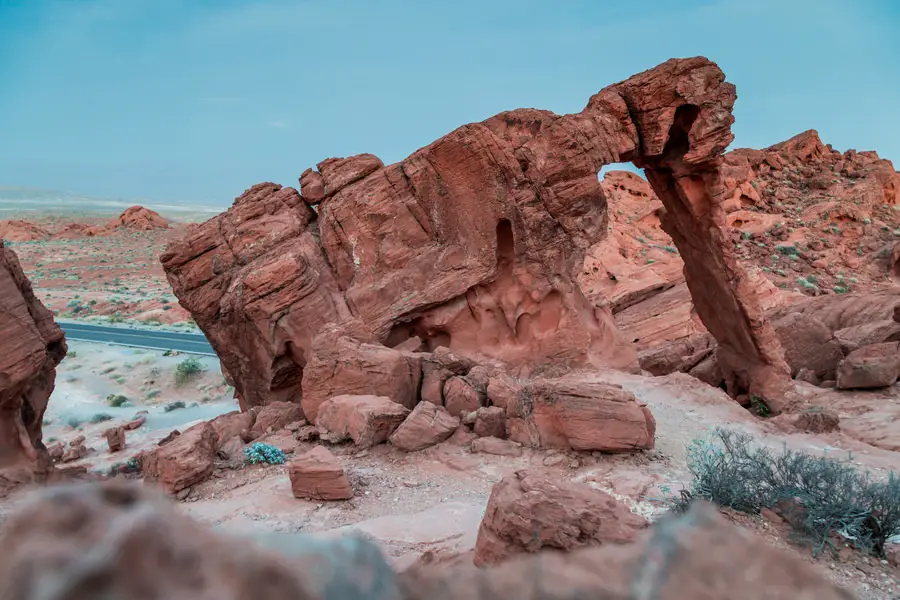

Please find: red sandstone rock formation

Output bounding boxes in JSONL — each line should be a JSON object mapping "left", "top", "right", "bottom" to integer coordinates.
{"left": 162, "top": 57, "right": 792, "bottom": 412}
{"left": 141, "top": 421, "right": 217, "bottom": 494}
{"left": 288, "top": 446, "right": 354, "bottom": 500}
{"left": 389, "top": 400, "right": 459, "bottom": 451}
{"left": 0, "top": 219, "right": 50, "bottom": 242}
{"left": 316, "top": 394, "right": 410, "bottom": 448}
{"left": 474, "top": 470, "right": 648, "bottom": 566}
{"left": 506, "top": 377, "right": 655, "bottom": 452}
{"left": 107, "top": 205, "right": 170, "bottom": 231}
{"left": 0, "top": 241, "right": 66, "bottom": 495}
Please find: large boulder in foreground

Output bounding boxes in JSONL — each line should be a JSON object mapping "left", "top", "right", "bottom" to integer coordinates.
{"left": 0, "top": 241, "right": 67, "bottom": 494}
{"left": 0, "top": 480, "right": 397, "bottom": 599}
{"left": 506, "top": 378, "right": 655, "bottom": 452}
{"left": 474, "top": 470, "right": 648, "bottom": 566}
{"left": 0, "top": 480, "right": 855, "bottom": 599}
{"left": 403, "top": 502, "right": 854, "bottom": 599}
{"left": 162, "top": 56, "right": 790, "bottom": 412}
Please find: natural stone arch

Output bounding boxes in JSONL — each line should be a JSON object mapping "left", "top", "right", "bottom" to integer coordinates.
{"left": 162, "top": 57, "right": 791, "bottom": 413}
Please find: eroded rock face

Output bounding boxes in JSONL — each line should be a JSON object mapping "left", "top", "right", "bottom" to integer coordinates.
{"left": 473, "top": 470, "right": 648, "bottom": 566}
{"left": 0, "top": 241, "right": 66, "bottom": 493}
{"left": 162, "top": 56, "right": 791, "bottom": 410}
{"left": 836, "top": 342, "right": 900, "bottom": 389}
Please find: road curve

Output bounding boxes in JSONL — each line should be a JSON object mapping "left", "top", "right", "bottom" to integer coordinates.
{"left": 59, "top": 322, "right": 216, "bottom": 356}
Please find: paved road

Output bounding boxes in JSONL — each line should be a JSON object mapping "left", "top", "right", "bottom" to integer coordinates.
{"left": 60, "top": 322, "right": 216, "bottom": 355}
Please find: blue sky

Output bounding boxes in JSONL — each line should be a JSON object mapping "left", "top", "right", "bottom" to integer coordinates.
{"left": 1, "top": 0, "right": 897, "bottom": 206}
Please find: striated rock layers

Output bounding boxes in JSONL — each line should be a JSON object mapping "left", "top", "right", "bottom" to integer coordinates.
{"left": 162, "top": 57, "right": 790, "bottom": 411}
{"left": 0, "top": 241, "right": 67, "bottom": 493}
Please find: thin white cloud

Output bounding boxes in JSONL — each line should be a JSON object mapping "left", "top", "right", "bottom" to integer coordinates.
{"left": 267, "top": 120, "right": 291, "bottom": 129}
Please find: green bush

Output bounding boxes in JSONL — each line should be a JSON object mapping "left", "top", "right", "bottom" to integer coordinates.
{"left": 90, "top": 413, "right": 113, "bottom": 424}
{"left": 106, "top": 394, "right": 130, "bottom": 407}
{"left": 174, "top": 357, "right": 204, "bottom": 386}
{"left": 664, "top": 428, "right": 900, "bottom": 557}
{"left": 164, "top": 400, "right": 186, "bottom": 413}
{"left": 244, "top": 442, "right": 286, "bottom": 465}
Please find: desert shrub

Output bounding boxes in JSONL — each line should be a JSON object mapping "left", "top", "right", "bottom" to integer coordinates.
{"left": 90, "top": 413, "right": 113, "bottom": 424}
{"left": 163, "top": 400, "right": 186, "bottom": 412}
{"left": 66, "top": 416, "right": 83, "bottom": 429}
{"left": 106, "top": 394, "right": 130, "bottom": 407}
{"left": 174, "top": 357, "right": 204, "bottom": 386}
{"left": 244, "top": 442, "right": 286, "bottom": 465}
{"left": 665, "top": 428, "right": 900, "bottom": 557}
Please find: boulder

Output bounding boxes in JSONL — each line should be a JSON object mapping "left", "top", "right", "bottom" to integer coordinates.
{"left": 104, "top": 426, "right": 126, "bottom": 453}
{"left": 0, "top": 480, "right": 398, "bottom": 599}
{"left": 836, "top": 342, "right": 900, "bottom": 389}
{"left": 108, "top": 205, "right": 169, "bottom": 230}
{"left": 163, "top": 57, "right": 788, "bottom": 415}
{"left": 637, "top": 333, "right": 715, "bottom": 376}
{"left": 420, "top": 360, "right": 452, "bottom": 406}
{"left": 298, "top": 167, "right": 325, "bottom": 204}
{"left": 389, "top": 401, "right": 459, "bottom": 451}
{"left": 210, "top": 410, "right": 256, "bottom": 446}
{"left": 142, "top": 422, "right": 218, "bottom": 494}
{"left": 443, "top": 376, "right": 482, "bottom": 417}
{"left": 301, "top": 331, "right": 421, "bottom": 423}
{"left": 470, "top": 437, "right": 522, "bottom": 457}
{"left": 316, "top": 395, "right": 409, "bottom": 448}
{"left": 123, "top": 416, "right": 146, "bottom": 431}
{"left": 288, "top": 446, "right": 353, "bottom": 500}
{"left": 506, "top": 378, "right": 655, "bottom": 452}
{"left": 485, "top": 374, "right": 521, "bottom": 409}
{"left": 0, "top": 219, "right": 50, "bottom": 242}
{"left": 250, "top": 401, "right": 302, "bottom": 436}
{"left": 772, "top": 312, "right": 844, "bottom": 380}
{"left": 401, "top": 502, "right": 854, "bottom": 599}
{"left": 0, "top": 241, "right": 66, "bottom": 493}
{"left": 473, "top": 470, "right": 647, "bottom": 566}
{"left": 473, "top": 406, "right": 506, "bottom": 439}
{"left": 833, "top": 320, "right": 900, "bottom": 354}
{"left": 60, "top": 439, "right": 88, "bottom": 463}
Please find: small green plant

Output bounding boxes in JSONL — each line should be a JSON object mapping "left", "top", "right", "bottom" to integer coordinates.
{"left": 66, "top": 416, "right": 83, "bottom": 429}
{"left": 106, "top": 394, "right": 130, "bottom": 407}
{"left": 174, "top": 357, "right": 204, "bottom": 386}
{"left": 164, "top": 400, "right": 186, "bottom": 412}
{"left": 244, "top": 442, "right": 286, "bottom": 465}
{"left": 749, "top": 396, "right": 771, "bottom": 417}
{"left": 90, "top": 413, "right": 113, "bottom": 424}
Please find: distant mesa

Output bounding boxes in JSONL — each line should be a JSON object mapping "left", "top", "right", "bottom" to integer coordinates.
{"left": 0, "top": 220, "right": 50, "bottom": 242}
{"left": 105, "top": 205, "right": 170, "bottom": 231}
